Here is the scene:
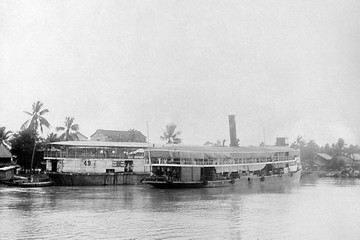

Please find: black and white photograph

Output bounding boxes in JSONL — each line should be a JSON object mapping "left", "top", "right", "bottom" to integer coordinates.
{"left": 1, "top": 1, "right": 360, "bottom": 239}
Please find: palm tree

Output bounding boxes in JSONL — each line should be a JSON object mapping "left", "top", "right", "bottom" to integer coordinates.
{"left": 21, "top": 101, "right": 50, "bottom": 175}
{"left": 21, "top": 101, "right": 50, "bottom": 133}
{"left": 0, "top": 126, "right": 12, "bottom": 145}
{"left": 160, "top": 123, "right": 182, "bottom": 144}
{"left": 45, "top": 132, "right": 61, "bottom": 143}
{"left": 56, "top": 117, "right": 79, "bottom": 141}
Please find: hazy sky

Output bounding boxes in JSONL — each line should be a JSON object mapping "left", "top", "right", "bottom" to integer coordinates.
{"left": 1, "top": 0, "right": 360, "bottom": 146}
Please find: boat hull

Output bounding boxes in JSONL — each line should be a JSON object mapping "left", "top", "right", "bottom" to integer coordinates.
{"left": 19, "top": 181, "right": 54, "bottom": 188}
{"left": 48, "top": 172, "right": 148, "bottom": 186}
{"left": 143, "top": 170, "right": 302, "bottom": 189}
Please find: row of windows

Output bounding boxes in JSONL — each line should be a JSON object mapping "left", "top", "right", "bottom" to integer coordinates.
{"left": 150, "top": 156, "right": 298, "bottom": 165}
{"left": 45, "top": 147, "right": 144, "bottom": 159}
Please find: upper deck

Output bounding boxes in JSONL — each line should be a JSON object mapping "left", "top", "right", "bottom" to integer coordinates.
{"left": 44, "top": 141, "right": 149, "bottom": 159}
{"left": 146, "top": 145, "right": 300, "bottom": 166}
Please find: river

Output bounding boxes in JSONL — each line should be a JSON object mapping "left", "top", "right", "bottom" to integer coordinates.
{"left": 1, "top": 176, "right": 359, "bottom": 240}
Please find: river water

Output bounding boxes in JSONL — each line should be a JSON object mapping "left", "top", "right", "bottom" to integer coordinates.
{"left": 1, "top": 176, "right": 359, "bottom": 240}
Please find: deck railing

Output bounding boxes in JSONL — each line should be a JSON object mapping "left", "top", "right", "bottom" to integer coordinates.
{"left": 150, "top": 156, "right": 298, "bottom": 165}
{"left": 45, "top": 150, "right": 143, "bottom": 159}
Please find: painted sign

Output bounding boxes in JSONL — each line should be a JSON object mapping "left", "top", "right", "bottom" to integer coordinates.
{"left": 112, "top": 161, "right": 124, "bottom": 167}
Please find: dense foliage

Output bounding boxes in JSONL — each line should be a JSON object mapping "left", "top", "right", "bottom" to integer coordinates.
{"left": 291, "top": 136, "right": 360, "bottom": 170}
{"left": 9, "top": 129, "right": 42, "bottom": 170}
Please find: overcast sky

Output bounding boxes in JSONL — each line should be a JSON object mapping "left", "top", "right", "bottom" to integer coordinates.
{"left": 1, "top": 0, "right": 360, "bottom": 146}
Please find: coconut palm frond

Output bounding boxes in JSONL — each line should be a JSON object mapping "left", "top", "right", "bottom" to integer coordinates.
{"left": 56, "top": 116, "right": 80, "bottom": 141}
{"left": 56, "top": 126, "right": 65, "bottom": 131}
{"left": 33, "top": 101, "right": 43, "bottom": 113}
{"left": 39, "top": 109, "right": 49, "bottom": 116}
{"left": 22, "top": 101, "right": 50, "bottom": 134}
{"left": 160, "top": 123, "right": 182, "bottom": 144}
{"left": 0, "top": 127, "right": 12, "bottom": 143}
{"left": 23, "top": 111, "right": 33, "bottom": 116}
{"left": 39, "top": 116, "right": 51, "bottom": 129}
{"left": 71, "top": 124, "right": 79, "bottom": 132}
{"left": 21, "top": 119, "right": 30, "bottom": 130}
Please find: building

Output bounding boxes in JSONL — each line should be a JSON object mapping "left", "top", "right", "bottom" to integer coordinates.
{"left": 0, "top": 143, "right": 18, "bottom": 181}
{"left": 90, "top": 129, "right": 147, "bottom": 142}
{"left": 75, "top": 132, "right": 88, "bottom": 141}
{"left": 313, "top": 153, "right": 332, "bottom": 171}
{"left": 0, "top": 143, "right": 13, "bottom": 167}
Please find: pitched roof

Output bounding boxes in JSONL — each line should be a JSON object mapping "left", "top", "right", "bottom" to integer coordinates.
{"left": 75, "top": 132, "right": 88, "bottom": 140}
{"left": 316, "top": 153, "right": 332, "bottom": 160}
{"left": 146, "top": 145, "right": 300, "bottom": 159}
{"left": 90, "top": 129, "right": 146, "bottom": 139}
{"left": 0, "top": 143, "right": 12, "bottom": 158}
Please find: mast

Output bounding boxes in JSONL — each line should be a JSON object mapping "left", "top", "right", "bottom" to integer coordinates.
{"left": 146, "top": 121, "right": 151, "bottom": 173}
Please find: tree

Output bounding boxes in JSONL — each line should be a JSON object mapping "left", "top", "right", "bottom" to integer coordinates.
{"left": 0, "top": 126, "right": 12, "bottom": 145}
{"left": 329, "top": 157, "right": 346, "bottom": 170}
{"left": 302, "top": 140, "right": 320, "bottom": 159}
{"left": 127, "top": 129, "right": 141, "bottom": 142}
{"left": 321, "top": 143, "right": 334, "bottom": 156}
{"left": 290, "top": 137, "right": 319, "bottom": 170}
{"left": 56, "top": 117, "right": 79, "bottom": 141}
{"left": 45, "top": 133, "right": 61, "bottom": 143}
{"left": 334, "top": 138, "right": 346, "bottom": 156}
{"left": 21, "top": 101, "right": 50, "bottom": 175}
{"left": 9, "top": 129, "right": 38, "bottom": 170}
{"left": 160, "top": 123, "right": 182, "bottom": 144}
{"left": 290, "top": 136, "right": 306, "bottom": 149}
{"left": 21, "top": 101, "right": 50, "bottom": 133}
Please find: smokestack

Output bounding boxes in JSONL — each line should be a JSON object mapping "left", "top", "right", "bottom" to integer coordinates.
{"left": 228, "top": 115, "right": 238, "bottom": 147}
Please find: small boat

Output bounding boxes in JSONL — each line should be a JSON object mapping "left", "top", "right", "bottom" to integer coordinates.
{"left": 18, "top": 179, "right": 54, "bottom": 188}
{"left": 3, "top": 175, "right": 54, "bottom": 187}
{"left": 2, "top": 175, "right": 28, "bottom": 186}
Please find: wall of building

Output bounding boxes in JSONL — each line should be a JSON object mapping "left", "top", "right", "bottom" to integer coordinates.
{"left": 90, "top": 132, "right": 107, "bottom": 141}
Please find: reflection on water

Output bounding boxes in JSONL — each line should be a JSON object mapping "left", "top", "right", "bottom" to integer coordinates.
{"left": 1, "top": 176, "right": 360, "bottom": 240}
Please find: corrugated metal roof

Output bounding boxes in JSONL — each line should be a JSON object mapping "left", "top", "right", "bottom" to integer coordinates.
{"left": 316, "top": 153, "right": 332, "bottom": 160}
{"left": 152, "top": 144, "right": 297, "bottom": 153}
{"left": 0, "top": 143, "right": 12, "bottom": 158}
{"left": 146, "top": 145, "right": 299, "bottom": 159}
{"left": 90, "top": 129, "right": 146, "bottom": 139}
{"left": 48, "top": 141, "right": 149, "bottom": 148}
